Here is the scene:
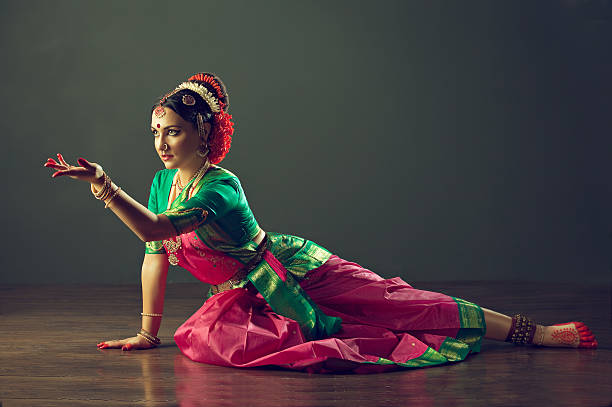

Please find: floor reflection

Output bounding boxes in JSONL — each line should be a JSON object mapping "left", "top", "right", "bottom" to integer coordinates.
{"left": 131, "top": 344, "right": 604, "bottom": 407}
{"left": 138, "top": 350, "right": 172, "bottom": 406}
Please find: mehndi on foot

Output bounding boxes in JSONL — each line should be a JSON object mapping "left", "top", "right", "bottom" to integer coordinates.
{"left": 505, "top": 314, "right": 597, "bottom": 349}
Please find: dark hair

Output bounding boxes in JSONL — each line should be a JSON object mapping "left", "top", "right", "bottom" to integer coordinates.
{"left": 152, "top": 72, "right": 233, "bottom": 164}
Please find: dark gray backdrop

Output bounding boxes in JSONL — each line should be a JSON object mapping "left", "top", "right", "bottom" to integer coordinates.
{"left": 1, "top": 0, "right": 610, "bottom": 284}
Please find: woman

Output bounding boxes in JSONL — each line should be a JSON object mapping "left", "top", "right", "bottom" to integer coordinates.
{"left": 44, "top": 73, "right": 597, "bottom": 373}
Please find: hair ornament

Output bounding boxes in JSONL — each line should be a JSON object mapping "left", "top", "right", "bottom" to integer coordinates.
{"left": 207, "top": 111, "right": 234, "bottom": 164}
{"left": 188, "top": 73, "right": 225, "bottom": 103}
{"left": 182, "top": 94, "right": 196, "bottom": 106}
{"left": 162, "top": 82, "right": 221, "bottom": 113}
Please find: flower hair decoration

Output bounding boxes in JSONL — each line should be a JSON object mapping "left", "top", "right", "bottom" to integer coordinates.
{"left": 161, "top": 81, "right": 222, "bottom": 113}
{"left": 208, "top": 110, "right": 234, "bottom": 164}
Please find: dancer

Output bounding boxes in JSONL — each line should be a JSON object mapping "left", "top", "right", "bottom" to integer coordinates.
{"left": 44, "top": 73, "right": 597, "bottom": 373}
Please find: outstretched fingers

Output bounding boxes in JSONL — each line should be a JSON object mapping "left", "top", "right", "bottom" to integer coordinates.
{"left": 51, "top": 167, "right": 88, "bottom": 178}
{"left": 57, "top": 153, "right": 70, "bottom": 167}
{"left": 44, "top": 155, "right": 73, "bottom": 177}
{"left": 44, "top": 162, "right": 64, "bottom": 171}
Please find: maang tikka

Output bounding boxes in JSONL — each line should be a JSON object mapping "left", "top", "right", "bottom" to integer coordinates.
{"left": 153, "top": 105, "right": 166, "bottom": 118}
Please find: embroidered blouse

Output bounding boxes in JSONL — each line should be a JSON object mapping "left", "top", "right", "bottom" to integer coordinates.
{"left": 144, "top": 166, "right": 332, "bottom": 283}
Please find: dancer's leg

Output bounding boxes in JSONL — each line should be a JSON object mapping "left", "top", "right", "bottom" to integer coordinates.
{"left": 482, "top": 308, "right": 512, "bottom": 340}
{"left": 482, "top": 307, "right": 597, "bottom": 348}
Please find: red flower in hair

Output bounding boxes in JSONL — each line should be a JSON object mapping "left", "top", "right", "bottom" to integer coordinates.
{"left": 208, "top": 112, "right": 234, "bottom": 164}
{"left": 188, "top": 73, "right": 225, "bottom": 108}
{"left": 188, "top": 73, "right": 207, "bottom": 82}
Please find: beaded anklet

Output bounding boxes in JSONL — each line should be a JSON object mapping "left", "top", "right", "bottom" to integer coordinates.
{"left": 505, "top": 314, "right": 537, "bottom": 345}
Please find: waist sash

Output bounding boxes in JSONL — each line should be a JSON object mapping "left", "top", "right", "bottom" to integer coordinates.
{"left": 210, "top": 234, "right": 342, "bottom": 341}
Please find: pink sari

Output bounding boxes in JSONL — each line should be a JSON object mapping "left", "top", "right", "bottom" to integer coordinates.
{"left": 164, "top": 172, "right": 486, "bottom": 373}
{"left": 173, "top": 255, "right": 486, "bottom": 373}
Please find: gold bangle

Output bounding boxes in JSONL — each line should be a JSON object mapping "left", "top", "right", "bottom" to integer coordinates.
{"left": 137, "top": 332, "right": 159, "bottom": 346}
{"left": 99, "top": 181, "right": 113, "bottom": 201}
{"left": 104, "top": 187, "right": 122, "bottom": 208}
{"left": 141, "top": 312, "right": 163, "bottom": 317}
{"left": 138, "top": 329, "right": 161, "bottom": 345}
{"left": 92, "top": 174, "right": 111, "bottom": 200}
{"left": 137, "top": 331, "right": 160, "bottom": 345}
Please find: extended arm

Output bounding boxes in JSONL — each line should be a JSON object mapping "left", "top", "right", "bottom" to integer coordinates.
{"left": 45, "top": 154, "right": 177, "bottom": 242}
{"left": 92, "top": 178, "right": 176, "bottom": 242}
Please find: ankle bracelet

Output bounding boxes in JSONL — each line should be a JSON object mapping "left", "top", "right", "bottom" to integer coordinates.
{"left": 505, "top": 314, "right": 537, "bottom": 345}
{"left": 535, "top": 325, "right": 545, "bottom": 346}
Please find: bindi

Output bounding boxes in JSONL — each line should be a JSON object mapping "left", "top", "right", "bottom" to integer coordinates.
{"left": 156, "top": 123, "right": 161, "bottom": 128}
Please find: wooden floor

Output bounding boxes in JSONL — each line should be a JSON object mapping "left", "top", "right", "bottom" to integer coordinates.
{"left": 0, "top": 281, "right": 610, "bottom": 407}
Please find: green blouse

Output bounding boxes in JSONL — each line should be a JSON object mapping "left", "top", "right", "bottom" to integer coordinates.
{"left": 144, "top": 166, "right": 332, "bottom": 278}
{"left": 143, "top": 165, "right": 339, "bottom": 340}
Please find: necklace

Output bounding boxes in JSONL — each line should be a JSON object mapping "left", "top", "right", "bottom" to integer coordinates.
{"left": 176, "top": 161, "right": 209, "bottom": 192}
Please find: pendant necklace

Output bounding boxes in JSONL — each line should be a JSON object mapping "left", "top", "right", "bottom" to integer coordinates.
{"left": 176, "top": 161, "right": 209, "bottom": 192}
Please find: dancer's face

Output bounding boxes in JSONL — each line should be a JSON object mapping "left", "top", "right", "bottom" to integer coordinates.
{"left": 151, "top": 107, "right": 202, "bottom": 170}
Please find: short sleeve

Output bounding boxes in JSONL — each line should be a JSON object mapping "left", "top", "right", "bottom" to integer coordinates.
{"left": 145, "top": 172, "right": 167, "bottom": 254}
{"left": 163, "top": 179, "right": 239, "bottom": 235}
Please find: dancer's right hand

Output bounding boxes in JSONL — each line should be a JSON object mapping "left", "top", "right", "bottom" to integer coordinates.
{"left": 97, "top": 335, "right": 157, "bottom": 351}
{"left": 44, "top": 154, "right": 105, "bottom": 185}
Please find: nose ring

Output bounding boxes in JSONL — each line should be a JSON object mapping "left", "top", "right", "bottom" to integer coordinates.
{"left": 162, "top": 143, "right": 169, "bottom": 151}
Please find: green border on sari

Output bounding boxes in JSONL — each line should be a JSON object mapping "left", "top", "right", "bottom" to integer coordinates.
{"left": 363, "top": 296, "right": 487, "bottom": 369}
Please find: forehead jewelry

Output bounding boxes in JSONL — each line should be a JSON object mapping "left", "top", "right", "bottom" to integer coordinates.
{"left": 153, "top": 105, "right": 166, "bottom": 118}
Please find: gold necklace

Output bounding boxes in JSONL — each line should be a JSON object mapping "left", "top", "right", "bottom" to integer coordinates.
{"left": 176, "top": 161, "right": 209, "bottom": 191}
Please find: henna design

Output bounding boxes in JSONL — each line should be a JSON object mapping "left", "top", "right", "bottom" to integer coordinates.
{"left": 550, "top": 325, "right": 579, "bottom": 346}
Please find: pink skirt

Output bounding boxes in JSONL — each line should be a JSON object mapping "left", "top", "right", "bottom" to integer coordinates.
{"left": 174, "top": 255, "right": 486, "bottom": 373}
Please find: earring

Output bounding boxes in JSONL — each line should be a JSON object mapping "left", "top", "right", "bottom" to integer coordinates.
{"left": 196, "top": 144, "right": 209, "bottom": 158}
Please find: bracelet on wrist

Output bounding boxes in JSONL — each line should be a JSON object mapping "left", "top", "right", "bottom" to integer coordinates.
{"left": 104, "top": 186, "right": 122, "bottom": 208}
{"left": 92, "top": 173, "right": 113, "bottom": 201}
{"left": 141, "top": 312, "right": 163, "bottom": 317}
{"left": 137, "top": 328, "right": 161, "bottom": 346}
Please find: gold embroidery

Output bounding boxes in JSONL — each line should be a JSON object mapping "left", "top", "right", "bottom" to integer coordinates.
{"left": 165, "top": 208, "right": 209, "bottom": 234}
{"left": 145, "top": 240, "right": 164, "bottom": 252}
{"left": 166, "top": 207, "right": 208, "bottom": 219}
{"left": 163, "top": 236, "right": 182, "bottom": 266}
{"left": 189, "top": 234, "right": 244, "bottom": 277}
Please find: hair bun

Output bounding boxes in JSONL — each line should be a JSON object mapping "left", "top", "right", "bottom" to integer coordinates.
{"left": 187, "top": 72, "right": 229, "bottom": 110}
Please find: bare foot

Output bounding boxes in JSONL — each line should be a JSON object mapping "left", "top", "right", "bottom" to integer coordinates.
{"left": 535, "top": 322, "right": 597, "bottom": 348}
